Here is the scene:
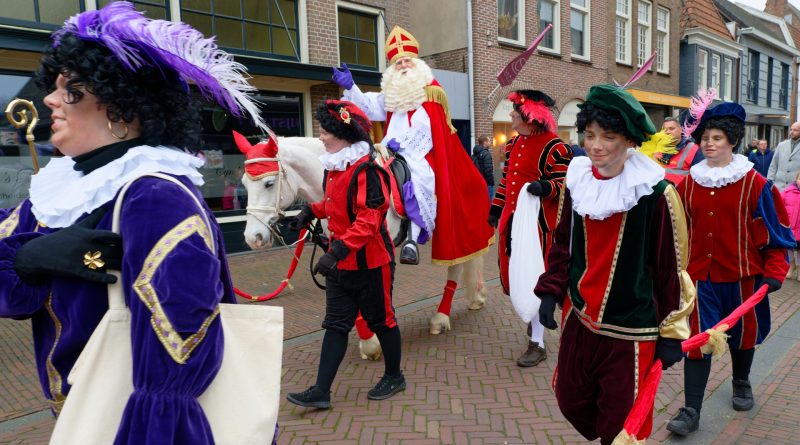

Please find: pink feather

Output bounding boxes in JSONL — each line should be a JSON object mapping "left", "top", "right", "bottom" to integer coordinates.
{"left": 615, "top": 52, "right": 657, "bottom": 88}
{"left": 682, "top": 88, "right": 717, "bottom": 139}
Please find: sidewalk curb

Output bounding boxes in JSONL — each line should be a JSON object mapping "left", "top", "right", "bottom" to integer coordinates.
{"left": 663, "top": 305, "right": 800, "bottom": 444}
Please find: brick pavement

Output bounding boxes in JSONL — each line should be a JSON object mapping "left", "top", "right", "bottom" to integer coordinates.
{"left": 2, "top": 243, "right": 800, "bottom": 444}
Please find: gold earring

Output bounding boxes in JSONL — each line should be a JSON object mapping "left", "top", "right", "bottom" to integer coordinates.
{"left": 108, "top": 121, "right": 129, "bottom": 140}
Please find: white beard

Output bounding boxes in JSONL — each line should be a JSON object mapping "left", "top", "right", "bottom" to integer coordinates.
{"left": 382, "top": 59, "right": 434, "bottom": 113}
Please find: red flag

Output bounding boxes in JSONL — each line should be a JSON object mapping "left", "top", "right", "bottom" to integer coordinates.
{"left": 496, "top": 24, "right": 552, "bottom": 87}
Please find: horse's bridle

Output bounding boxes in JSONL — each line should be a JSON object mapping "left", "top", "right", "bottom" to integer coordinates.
{"left": 243, "top": 156, "right": 291, "bottom": 244}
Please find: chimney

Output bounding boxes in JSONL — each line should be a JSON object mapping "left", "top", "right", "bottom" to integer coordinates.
{"left": 765, "top": 0, "right": 788, "bottom": 16}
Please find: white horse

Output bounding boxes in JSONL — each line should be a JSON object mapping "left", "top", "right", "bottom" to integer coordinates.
{"left": 236, "top": 135, "right": 488, "bottom": 360}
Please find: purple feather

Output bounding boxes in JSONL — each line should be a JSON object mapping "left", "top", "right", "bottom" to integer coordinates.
{"left": 53, "top": 1, "right": 266, "bottom": 130}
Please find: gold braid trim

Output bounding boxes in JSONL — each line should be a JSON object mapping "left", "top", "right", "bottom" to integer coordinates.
{"left": 0, "top": 204, "right": 22, "bottom": 240}
{"left": 659, "top": 186, "right": 695, "bottom": 340}
{"left": 700, "top": 324, "right": 730, "bottom": 356}
{"left": 424, "top": 85, "right": 457, "bottom": 134}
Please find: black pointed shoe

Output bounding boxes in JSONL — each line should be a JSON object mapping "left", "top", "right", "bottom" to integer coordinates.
{"left": 286, "top": 385, "right": 331, "bottom": 409}
{"left": 732, "top": 379, "right": 754, "bottom": 411}
{"left": 399, "top": 241, "right": 419, "bottom": 265}
{"left": 666, "top": 407, "right": 700, "bottom": 436}
{"left": 367, "top": 372, "right": 406, "bottom": 400}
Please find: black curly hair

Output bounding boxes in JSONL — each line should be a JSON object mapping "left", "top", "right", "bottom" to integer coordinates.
{"left": 696, "top": 116, "right": 744, "bottom": 148}
{"left": 35, "top": 32, "right": 203, "bottom": 150}
{"left": 576, "top": 102, "right": 637, "bottom": 143}
{"left": 314, "top": 102, "right": 371, "bottom": 145}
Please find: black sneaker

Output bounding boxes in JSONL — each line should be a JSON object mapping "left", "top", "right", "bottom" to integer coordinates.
{"left": 399, "top": 241, "right": 419, "bottom": 265}
{"left": 286, "top": 385, "right": 331, "bottom": 409}
{"left": 732, "top": 379, "right": 754, "bottom": 411}
{"left": 367, "top": 373, "right": 406, "bottom": 400}
{"left": 666, "top": 407, "right": 700, "bottom": 436}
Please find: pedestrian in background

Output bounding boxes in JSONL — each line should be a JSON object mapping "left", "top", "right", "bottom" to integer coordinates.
{"left": 748, "top": 139, "right": 774, "bottom": 177}
{"left": 471, "top": 135, "right": 495, "bottom": 202}
{"left": 781, "top": 171, "right": 800, "bottom": 280}
{"left": 767, "top": 122, "right": 800, "bottom": 189}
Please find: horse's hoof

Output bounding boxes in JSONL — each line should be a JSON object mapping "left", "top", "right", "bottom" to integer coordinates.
{"left": 468, "top": 289, "right": 487, "bottom": 310}
{"left": 359, "top": 334, "right": 382, "bottom": 361}
{"left": 429, "top": 312, "right": 451, "bottom": 335}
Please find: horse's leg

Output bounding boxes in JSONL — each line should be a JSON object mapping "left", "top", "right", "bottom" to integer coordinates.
{"left": 463, "top": 255, "right": 487, "bottom": 310}
{"left": 355, "top": 312, "right": 382, "bottom": 361}
{"left": 430, "top": 264, "right": 462, "bottom": 335}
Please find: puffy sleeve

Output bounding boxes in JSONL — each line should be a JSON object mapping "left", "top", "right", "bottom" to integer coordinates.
{"left": 753, "top": 180, "right": 796, "bottom": 281}
{"left": 0, "top": 203, "right": 50, "bottom": 318}
{"left": 538, "top": 140, "right": 573, "bottom": 199}
{"left": 113, "top": 177, "right": 229, "bottom": 444}
{"left": 342, "top": 85, "right": 387, "bottom": 122}
{"left": 534, "top": 190, "right": 573, "bottom": 302}
{"left": 338, "top": 167, "right": 390, "bottom": 253}
{"left": 651, "top": 185, "right": 694, "bottom": 340}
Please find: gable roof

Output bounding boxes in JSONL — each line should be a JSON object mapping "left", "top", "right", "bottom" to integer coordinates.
{"left": 716, "top": 0, "right": 796, "bottom": 48}
{"left": 681, "top": 0, "right": 735, "bottom": 41}
{"left": 765, "top": 0, "right": 800, "bottom": 47}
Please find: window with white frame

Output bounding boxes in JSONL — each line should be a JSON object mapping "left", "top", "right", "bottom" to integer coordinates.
{"left": 498, "top": 0, "right": 525, "bottom": 45}
{"left": 616, "top": 0, "right": 632, "bottom": 63}
{"left": 539, "top": 0, "right": 560, "bottom": 52}
{"left": 637, "top": 1, "right": 651, "bottom": 67}
{"left": 656, "top": 7, "right": 669, "bottom": 73}
{"left": 698, "top": 49, "right": 708, "bottom": 89}
{"left": 723, "top": 58, "right": 733, "bottom": 101}
{"left": 571, "top": 0, "right": 590, "bottom": 59}
{"left": 711, "top": 54, "right": 721, "bottom": 98}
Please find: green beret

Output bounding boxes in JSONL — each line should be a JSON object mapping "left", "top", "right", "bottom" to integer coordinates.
{"left": 579, "top": 84, "right": 656, "bottom": 145}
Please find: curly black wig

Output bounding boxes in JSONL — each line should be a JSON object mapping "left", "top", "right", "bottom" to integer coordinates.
{"left": 314, "top": 102, "right": 371, "bottom": 145}
{"left": 576, "top": 102, "right": 638, "bottom": 143}
{"left": 696, "top": 116, "right": 744, "bottom": 148}
{"left": 35, "top": 32, "right": 203, "bottom": 150}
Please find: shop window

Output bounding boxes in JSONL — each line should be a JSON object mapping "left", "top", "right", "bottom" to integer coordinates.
{"left": 181, "top": 0, "right": 300, "bottom": 60}
{"left": 0, "top": 0, "right": 83, "bottom": 29}
{"left": 338, "top": 8, "right": 378, "bottom": 70}
{"left": 98, "top": 0, "right": 168, "bottom": 19}
{"left": 0, "top": 73, "right": 55, "bottom": 208}
{"left": 498, "top": 0, "right": 525, "bottom": 45}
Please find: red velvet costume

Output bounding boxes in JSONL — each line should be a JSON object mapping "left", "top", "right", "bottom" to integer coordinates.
{"left": 385, "top": 81, "right": 495, "bottom": 265}
{"left": 310, "top": 155, "right": 393, "bottom": 271}
{"left": 491, "top": 131, "right": 572, "bottom": 293}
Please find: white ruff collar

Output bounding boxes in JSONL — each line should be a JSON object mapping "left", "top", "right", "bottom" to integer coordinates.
{"left": 319, "top": 141, "right": 371, "bottom": 171}
{"left": 30, "top": 145, "right": 205, "bottom": 228}
{"left": 689, "top": 154, "right": 753, "bottom": 188}
{"left": 566, "top": 149, "right": 665, "bottom": 220}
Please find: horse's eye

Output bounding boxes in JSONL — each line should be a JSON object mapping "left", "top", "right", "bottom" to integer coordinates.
{"left": 264, "top": 180, "right": 274, "bottom": 189}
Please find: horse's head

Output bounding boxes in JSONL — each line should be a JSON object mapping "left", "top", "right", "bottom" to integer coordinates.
{"left": 234, "top": 130, "right": 299, "bottom": 249}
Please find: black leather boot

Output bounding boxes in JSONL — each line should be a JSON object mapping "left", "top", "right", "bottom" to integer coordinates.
{"left": 399, "top": 231, "right": 419, "bottom": 265}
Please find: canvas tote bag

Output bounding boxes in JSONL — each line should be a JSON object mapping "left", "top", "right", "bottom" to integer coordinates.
{"left": 51, "top": 173, "right": 283, "bottom": 445}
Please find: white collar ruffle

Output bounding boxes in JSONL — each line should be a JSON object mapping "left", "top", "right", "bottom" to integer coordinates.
{"left": 689, "top": 154, "right": 753, "bottom": 188}
{"left": 319, "top": 141, "right": 371, "bottom": 171}
{"left": 566, "top": 149, "right": 665, "bottom": 220}
{"left": 30, "top": 145, "right": 205, "bottom": 228}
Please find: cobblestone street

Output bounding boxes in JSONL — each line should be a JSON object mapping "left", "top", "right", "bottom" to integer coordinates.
{"left": 2, "top": 243, "right": 800, "bottom": 444}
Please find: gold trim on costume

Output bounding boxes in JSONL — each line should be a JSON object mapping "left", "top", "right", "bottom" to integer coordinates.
{"left": 424, "top": 85, "right": 457, "bottom": 134}
{"left": 597, "top": 213, "right": 627, "bottom": 322}
{"left": 659, "top": 186, "right": 695, "bottom": 340}
{"left": 633, "top": 342, "right": 640, "bottom": 399}
{"left": 573, "top": 308, "right": 660, "bottom": 341}
{"left": 0, "top": 204, "right": 22, "bottom": 239}
{"left": 133, "top": 214, "right": 220, "bottom": 364}
{"left": 44, "top": 294, "right": 66, "bottom": 414}
{"left": 430, "top": 234, "right": 495, "bottom": 266}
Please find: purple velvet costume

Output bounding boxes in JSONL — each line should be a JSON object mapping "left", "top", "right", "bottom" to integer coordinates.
{"left": 0, "top": 175, "right": 236, "bottom": 444}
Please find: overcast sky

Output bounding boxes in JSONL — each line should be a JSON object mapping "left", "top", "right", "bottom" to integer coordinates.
{"left": 733, "top": 0, "right": 800, "bottom": 11}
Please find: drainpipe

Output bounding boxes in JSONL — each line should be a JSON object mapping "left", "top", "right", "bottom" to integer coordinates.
{"left": 467, "top": 0, "right": 476, "bottom": 149}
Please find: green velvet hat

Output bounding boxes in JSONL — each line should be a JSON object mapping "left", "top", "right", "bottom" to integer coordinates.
{"left": 579, "top": 84, "right": 656, "bottom": 145}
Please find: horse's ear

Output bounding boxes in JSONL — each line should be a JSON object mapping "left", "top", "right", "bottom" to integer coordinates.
{"left": 232, "top": 130, "right": 251, "bottom": 155}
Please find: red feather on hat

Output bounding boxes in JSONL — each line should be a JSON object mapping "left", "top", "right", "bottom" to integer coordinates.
{"left": 508, "top": 92, "right": 556, "bottom": 132}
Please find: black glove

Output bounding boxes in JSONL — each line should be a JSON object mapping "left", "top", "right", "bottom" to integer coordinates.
{"left": 488, "top": 214, "right": 499, "bottom": 228}
{"left": 14, "top": 207, "right": 122, "bottom": 284}
{"left": 526, "top": 181, "right": 552, "bottom": 197}
{"left": 313, "top": 240, "right": 350, "bottom": 278}
{"left": 656, "top": 337, "right": 684, "bottom": 370}
{"left": 538, "top": 294, "right": 559, "bottom": 330}
{"left": 763, "top": 277, "right": 781, "bottom": 293}
{"left": 286, "top": 205, "right": 314, "bottom": 231}
{"left": 488, "top": 206, "right": 501, "bottom": 228}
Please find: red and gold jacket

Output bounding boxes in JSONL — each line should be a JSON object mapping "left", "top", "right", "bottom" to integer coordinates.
{"left": 310, "top": 154, "right": 394, "bottom": 270}
{"left": 678, "top": 169, "right": 793, "bottom": 282}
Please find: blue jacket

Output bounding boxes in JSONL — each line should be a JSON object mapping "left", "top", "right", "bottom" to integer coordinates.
{"left": 748, "top": 150, "right": 774, "bottom": 177}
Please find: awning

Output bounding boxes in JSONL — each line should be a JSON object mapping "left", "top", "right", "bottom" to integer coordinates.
{"left": 627, "top": 89, "right": 691, "bottom": 108}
